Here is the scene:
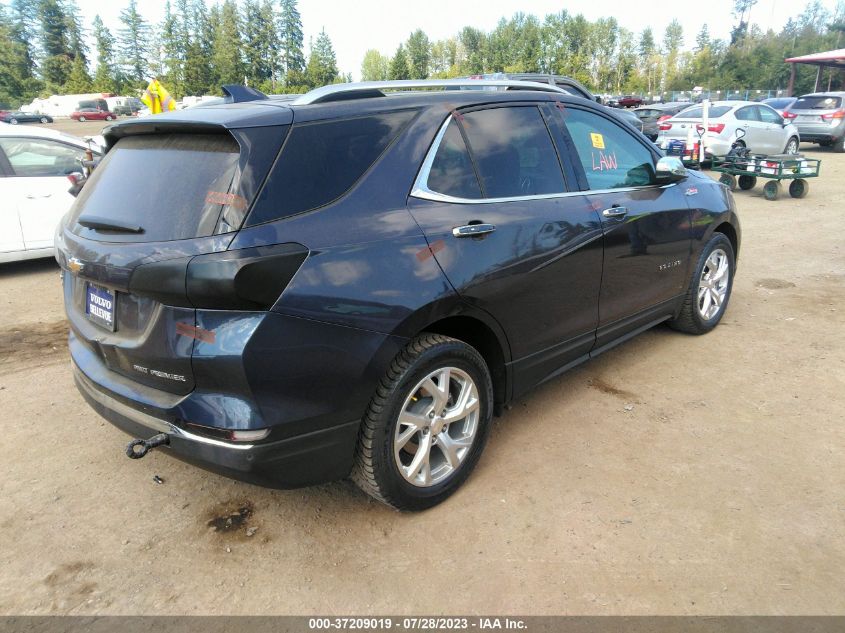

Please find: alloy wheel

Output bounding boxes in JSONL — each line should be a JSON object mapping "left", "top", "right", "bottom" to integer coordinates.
{"left": 393, "top": 367, "right": 480, "bottom": 487}
{"left": 698, "top": 248, "right": 730, "bottom": 320}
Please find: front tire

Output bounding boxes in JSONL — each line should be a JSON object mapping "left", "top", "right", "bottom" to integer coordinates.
{"left": 669, "top": 233, "right": 735, "bottom": 335}
{"left": 9, "top": 118, "right": 18, "bottom": 125}
{"left": 351, "top": 334, "right": 493, "bottom": 511}
{"left": 40, "top": 117, "right": 49, "bottom": 123}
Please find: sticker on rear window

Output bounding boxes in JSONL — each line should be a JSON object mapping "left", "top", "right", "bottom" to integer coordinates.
{"left": 590, "top": 133, "right": 605, "bottom": 149}
{"left": 206, "top": 191, "right": 247, "bottom": 209}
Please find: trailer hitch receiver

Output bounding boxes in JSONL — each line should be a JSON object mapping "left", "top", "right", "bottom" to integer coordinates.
{"left": 126, "top": 433, "right": 169, "bottom": 459}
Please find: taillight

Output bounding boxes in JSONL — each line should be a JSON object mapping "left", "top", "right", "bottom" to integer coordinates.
{"left": 129, "top": 243, "right": 309, "bottom": 310}
{"left": 782, "top": 110, "right": 797, "bottom": 119}
{"left": 657, "top": 114, "right": 672, "bottom": 122}
{"left": 821, "top": 110, "right": 845, "bottom": 120}
{"left": 658, "top": 122, "right": 672, "bottom": 131}
{"left": 696, "top": 123, "right": 726, "bottom": 134}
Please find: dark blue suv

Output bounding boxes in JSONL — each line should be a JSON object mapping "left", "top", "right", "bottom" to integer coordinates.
{"left": 56, "top": 80, "right": 740, "bottom": 510}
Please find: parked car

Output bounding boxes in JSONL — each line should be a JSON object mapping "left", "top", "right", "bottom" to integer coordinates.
{"left": 56, "top": 79, "right": 740, "bottom": 510}
{"left": 1, "top": 111, "right": 53, "bottom": 125}
{"left": 762, "top": 97, "right": 797, "bottom": 117}
{"left": 70, "top": 107, "right": 116, "bottom": 122}
{"left": 1, "top": 126, "right": 100, "bottom": 263}
{"left": 617, "top": 95, "right": 644, "bottom": 108}
{"left": 783, "top": 92, "right": 845, "bottom": 152}
{"left": 633, "top": 102, "right": 692, "bottom": 140}
{"left": 658, "top": 101, "right": 800, "bottom": 158}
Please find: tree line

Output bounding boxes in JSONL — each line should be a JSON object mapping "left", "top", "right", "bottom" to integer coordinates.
{"left": 0, "top": 0, "right": 342, "bottom": 105}
{"left": 365, "top": 0, "right": 845, "bottom": 97}
{"left": 1, "top": 0, "right": 844, "bottom": 108}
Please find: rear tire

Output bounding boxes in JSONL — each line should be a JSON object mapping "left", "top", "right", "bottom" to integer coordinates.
{"left": 9, "top": 118, "right": 18, "bottom": 125}
{"left": 669, "top": 233, "right": 735, "bottom": 335}
{"left": 351, "top": 334, "right": 493, "bottom": 511}
{"left": 40, "top": 117, "right": 49, "bottom": 123}
{"left": 834, "top": 136, "right": 845, "bottom": 153}
{"left": 79, "top": 116, "right": 86, "bottom": 122}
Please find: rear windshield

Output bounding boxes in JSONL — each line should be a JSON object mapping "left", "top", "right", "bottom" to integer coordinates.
{"left": 793, "top": 96, "right": 842, "bottom": 110}
{"left": 72, "top": 134, "right": 242, "bottom": 242}
{"left": 763, "top": 98, "right": 794, "bottom": 109}
{"left": 674, "top": 105, "right": 731, "bottom": 119}
{"left": 246, "top": 110, "right": 416, "bottom": 225}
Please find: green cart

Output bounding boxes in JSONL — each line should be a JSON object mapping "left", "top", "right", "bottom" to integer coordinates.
{"left": 711, "top": 154, "right": 821, "bottom": 201}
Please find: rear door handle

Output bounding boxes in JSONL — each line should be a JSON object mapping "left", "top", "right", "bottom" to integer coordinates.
{"left": 601, "top": 206, "right": 628, "bottom": 218}
{"left": 452, "top": 223, "right": 496, "bottom": 238}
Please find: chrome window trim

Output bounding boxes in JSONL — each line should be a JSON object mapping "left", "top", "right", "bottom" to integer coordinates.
{"left": 410, "top": 115, "right": 667, "bottom": 205}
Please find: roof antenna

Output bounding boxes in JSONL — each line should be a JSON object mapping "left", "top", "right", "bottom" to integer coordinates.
{"left": 221, "top": 85, "right": 268, "bottom": 103}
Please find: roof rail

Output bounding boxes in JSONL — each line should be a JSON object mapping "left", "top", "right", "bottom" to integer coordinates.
{"left": 290, "top": 79, "right": 569, "bottom": 106}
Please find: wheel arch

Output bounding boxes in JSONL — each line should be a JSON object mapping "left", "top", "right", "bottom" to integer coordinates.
{"left": 713, "top": 221, "right": 739, "bottom": 261}
{"left": 418, "top": 313, "right": 511, "bottom": 412}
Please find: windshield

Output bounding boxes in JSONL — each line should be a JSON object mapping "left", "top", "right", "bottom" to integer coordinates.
{"left": 673, "top": 105, "right": 731, "bottom": 119}
{"left": 793, "top": 96, "right": 842, "bottom": 110}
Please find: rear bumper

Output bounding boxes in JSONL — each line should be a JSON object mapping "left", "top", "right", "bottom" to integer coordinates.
{"left": 73, "top": 360, "right": 360, "bottom": 488}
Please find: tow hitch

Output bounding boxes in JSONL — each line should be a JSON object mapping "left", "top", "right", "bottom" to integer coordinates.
{"left": 126, "top": 433, "right": 169, "bottom": 459}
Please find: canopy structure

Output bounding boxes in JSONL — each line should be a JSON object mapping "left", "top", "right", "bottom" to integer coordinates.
{"left": 785, "top": 48, "right": 845, "bottom": 95}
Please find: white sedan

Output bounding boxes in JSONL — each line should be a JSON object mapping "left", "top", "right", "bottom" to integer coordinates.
{"left": 0, "top": 125, "right": 101, "bottom": 263}
{"left": 657, "top": 101, "right": 801, "bottom": 157}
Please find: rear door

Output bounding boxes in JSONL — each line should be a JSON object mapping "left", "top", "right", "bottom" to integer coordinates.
{"left": 734, "top": 105, "right": 766, "bottom": 151}
{"left": 556, "top": 105, "right": 692, "bottom": 348}
{"left": 0, "top": 136, "right": 87, "bottom": 250}
{"left": 408, "top": 103, "right": 604, "bottom": 391}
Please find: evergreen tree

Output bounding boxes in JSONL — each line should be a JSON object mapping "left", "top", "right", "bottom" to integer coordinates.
{"left": 183, "top": 0, "right": 213, "bottom": 95}
{"left": 211, "top": 0, "right": 245, "bottom": 87}
{"left": 305, "top": 29, "right": 338, "bottom": 88}
{"left": 406, "top": 29, "right": 430, "bottom": 79}
{"left": 64, "top": 52, "right": 92, "bottom": 92}
{"left": 279, "top": 0, "right": 305, "bottom": 85}
{"left": 92, "top": 15, "right": 119, "bottom": 93}
{"left": 389, "top": 44, "right": 410, "bottom": 80}
{"left": 38, "top": 0, "right": 72, "bottom": 89}
{"left": 242, "top": 0, "right": 275, "bottom": 87}
{"left": 459, "top": 27, "right": 485, "bottom": 74}
{"left": 64, "top": 0, "right": 87, "bottom": 64}
{"left": 160, "top": 1, "right": 185, "bottom": 95}
{"left": 118, "top": 0, "right": 151, "bottom": 84}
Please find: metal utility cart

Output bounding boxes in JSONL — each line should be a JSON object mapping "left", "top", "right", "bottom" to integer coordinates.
{"left": 711, "top": 153, "right": 821, "bottom": 201}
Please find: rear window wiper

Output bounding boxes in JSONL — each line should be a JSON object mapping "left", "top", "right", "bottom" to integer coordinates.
{"left": 77, "top": 215, "right": 144, "bottom": 234}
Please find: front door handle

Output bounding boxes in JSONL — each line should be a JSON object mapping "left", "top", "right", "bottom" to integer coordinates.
{"left": 601, "top": 206, "right": 628, "bottom": 219}
{"left": 26, "top": 193, "right": 52, "bottom": 199}
{"left": 452, "top": 223, "right": 496, "bottom": 238}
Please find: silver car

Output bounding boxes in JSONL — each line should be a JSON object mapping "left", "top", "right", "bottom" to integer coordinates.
{"left": 783, "top": 92, "right": 845, "bottom": 152}
{"left": 657, "top": 101, "right": 800, "bottom": 157}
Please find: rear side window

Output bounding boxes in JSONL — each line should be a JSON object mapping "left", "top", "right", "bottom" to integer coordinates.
{"left": 793, "top": 95, "right": 842, "bottom": 110}
{"left": 561, "top": 107, "right": 656, "bottom": 190}
{"left": 247, "top": 110, "right": 415, "bottom": 225}
{"left": 0, "top": 138, "right": 86, "bottom": 177}
{"left": 72, "top": 134, "right": 241, "bottom": 242}
{"left": 461, "top": 106, "right": 565, "bottom": 198}
{"left": 426, "top": 121, "right": 481, "bottom": 199}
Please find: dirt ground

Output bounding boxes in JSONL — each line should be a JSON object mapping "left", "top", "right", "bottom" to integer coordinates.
{"left": 0, "top": 142, "right": 843, "bottom": 616}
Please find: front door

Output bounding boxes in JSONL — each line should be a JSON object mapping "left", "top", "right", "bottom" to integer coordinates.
{"left": 555, "top": 105, "right": 692, "bottom": 349}
{"left": 408, "top": 104, "right": 604, "bottom": 393}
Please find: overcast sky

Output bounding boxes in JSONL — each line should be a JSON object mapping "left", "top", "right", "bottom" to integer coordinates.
{"left": 6, "top": 0, "right": 843, "bottom": 79}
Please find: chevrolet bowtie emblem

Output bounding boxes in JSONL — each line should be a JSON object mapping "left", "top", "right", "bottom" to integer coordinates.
{"left": 68, "top": 257, "right": 84, "bottom": 274}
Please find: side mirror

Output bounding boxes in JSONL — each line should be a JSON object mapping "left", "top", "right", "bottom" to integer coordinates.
{"left": 655, "top": 156, "right": 687, "bottom": 184}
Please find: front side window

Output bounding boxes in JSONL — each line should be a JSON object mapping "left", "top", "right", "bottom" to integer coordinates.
{"left": 460, "top": 106, "right": 565, "bottom": 198}
{"left": 0, "top": 138, "right": 85, "bottom": 177}
{"left": 757, "top": 106, "right": 782, "bottom": 124}
{"left": 561, "top": 108, "right": 656, "bottom": 190}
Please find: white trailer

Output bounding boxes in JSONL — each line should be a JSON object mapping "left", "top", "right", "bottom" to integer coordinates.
{"left": 20, "top": 93, "right": 114, "bottom": 117}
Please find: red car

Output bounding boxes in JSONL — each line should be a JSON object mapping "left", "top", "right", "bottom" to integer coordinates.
{"left": 70, "top": 107, "right": 116, "bottom": 122}
{"left": 617, "top": 95, "right": 644, "bottom": 108}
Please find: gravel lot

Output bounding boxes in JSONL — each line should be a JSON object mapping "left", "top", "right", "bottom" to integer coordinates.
{"left": 0, "top": 137, "right": 843, "bottom": 615}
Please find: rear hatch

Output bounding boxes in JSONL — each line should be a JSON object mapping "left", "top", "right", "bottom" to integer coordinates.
{"left": 657, "top": 104, "right": 732, "bottom": 146}
{"left": 786, "top": 95, "right": 844, "bottom": 131}
{"left": 57, "top": 107, "right": 291, "bottom": 395}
